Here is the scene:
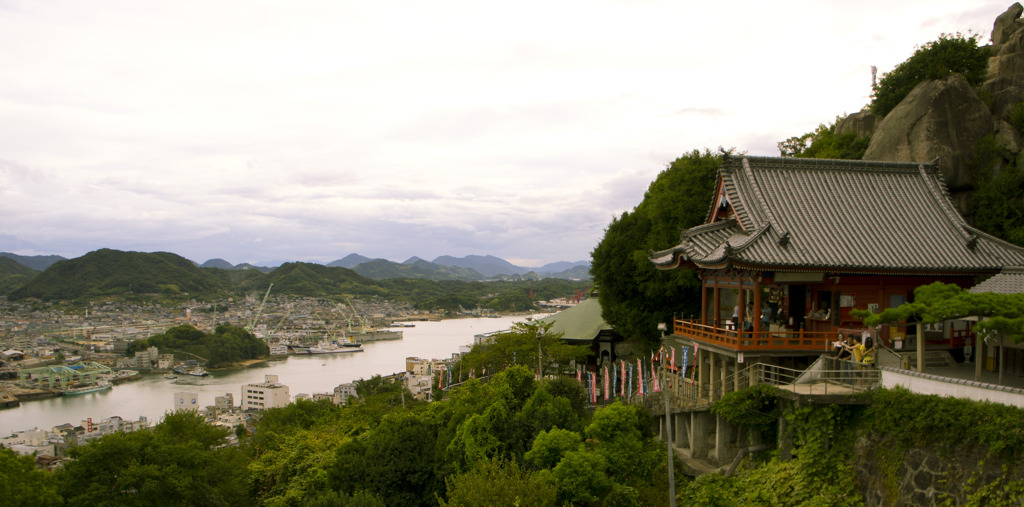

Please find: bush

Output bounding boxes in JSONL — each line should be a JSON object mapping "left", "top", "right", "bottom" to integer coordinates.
{"left": 870, "top": 32, "right": 989, "bottom": 118}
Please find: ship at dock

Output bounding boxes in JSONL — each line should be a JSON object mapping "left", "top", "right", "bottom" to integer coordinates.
{"left": 309, "top": 339, "right": 363, "bottom": 354}
{"left": 63, "top": 381, "right": 112, "bottom": 396}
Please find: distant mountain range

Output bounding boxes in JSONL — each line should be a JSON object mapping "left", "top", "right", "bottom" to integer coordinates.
{"left": 0, "top": 250, "right": 591, "bottom": 284}
{"left": 0, "top": 249, "right": 589, "bottom": 310}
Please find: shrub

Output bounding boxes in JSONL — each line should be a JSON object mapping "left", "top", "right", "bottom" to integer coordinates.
{"left": 871, "top": 32, "right": 989, "bottom": 118}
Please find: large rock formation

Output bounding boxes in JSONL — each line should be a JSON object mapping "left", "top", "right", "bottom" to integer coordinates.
{"left": 985, "top": 3, "right": 1024, "bottom": 120}
{"left": 863, "top": 74, "right": 994, "bottom": 190}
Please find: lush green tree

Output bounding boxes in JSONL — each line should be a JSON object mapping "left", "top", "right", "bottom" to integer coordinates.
{"left": 547, "top": 449, "right": 611, "bottom": 504}
{"left": 524, "top": 427, "right": 583, "bottom": 470}
{"left": 247, "top": 426, "right": 347, "bottom": 506}
{"left": 0, "top": 447, "right": 62, "bottom": 506}
{"left": 777, "top": 115, "right": 871, "bottom": 159}
{"left": 583, "top": 402, "right": 660, "bottom": 484}
{"left": 330, "top": 411, "right": 441, "bottom": 506}
{"left": 56, "top": 410, "right": 248, "bottom": 506}
{"left": 853, "top": 281, "right": 1024, "bottom": 341}
{"left": 440, "top": 457, "right": 557, "bottom": 507}
{"left": 970, "top": 157, "right": 1024, "bottom": 248}
{"left": 871, "top": 32, "right": 989, "bottom": 117}
{"left": 455, "top": 323, "right": 589, "bottom": 381}
{"left": 590, "top": 149, "right": 722, "bottom": 346}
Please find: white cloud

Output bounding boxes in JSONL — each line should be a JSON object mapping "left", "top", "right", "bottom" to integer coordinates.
{"left": 0, "top": 0, "right": 1005, "bottom": 265}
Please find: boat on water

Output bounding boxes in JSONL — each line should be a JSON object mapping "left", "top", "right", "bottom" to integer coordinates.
{"left": 164, "top": 374, "right": 177, "bottom": 380}
{"left": 187, "top": 367, "right": 209, "bottom": 377}
{"left": 269, "top": 344, "right": 288, "bottom": 356}
{"left": 291, "top": 345, "right": 310, "bottom": 354}
{"left": 343, "top": 328, "right": 403, "bottom": 343}
{"left": 64, "top": 381, "right": 112, "bottom": 396}
{"left": 309, "top": 339, "right": 363, "bottom": 354}
{"left": 173, "top": 366, "right": 187, "bottom": 375}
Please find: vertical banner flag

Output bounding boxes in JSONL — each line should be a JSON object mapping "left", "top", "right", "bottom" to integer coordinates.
{"left": 691, "top": 343, "right": 700, "bottom": 381}
{"left": 604, "top": 366, "right": 609, "bottom": 403}
{"left": 577, "top": 368, "right": 582, "bottom": 383}
{"left": 671, "top": 347, "right": 676, "bottom": 371}
{"left": 637, "top": 358, "right": 644, "bottom": 396}
{"left": 651, "top": 357, "right": 660, "bottom": 392}
{"left": 621, "top": 360, "right": 627, "bottom": 398}
{"left": 590, "top": 372, "right": 597, "bottom": 404}
{"left": 681, "top": 348, "right": 689, "bottom": 383}
{"left": 628, "top": 364, "right": 634, "bottom": 400}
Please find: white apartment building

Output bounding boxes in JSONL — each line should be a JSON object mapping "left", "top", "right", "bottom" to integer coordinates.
{"left": 241, "top": 374, "right": 290, "bottom": 411}
{"left": 174, "top": 391, "right": 199, "bottom": 411}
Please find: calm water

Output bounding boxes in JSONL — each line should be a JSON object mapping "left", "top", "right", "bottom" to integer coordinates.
{"left": 2, "top": 315, "right": 538, "bottom": 435}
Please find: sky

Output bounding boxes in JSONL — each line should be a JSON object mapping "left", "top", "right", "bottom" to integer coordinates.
{"left": 0, "top": 0, "right": 1005, "bottom": 267}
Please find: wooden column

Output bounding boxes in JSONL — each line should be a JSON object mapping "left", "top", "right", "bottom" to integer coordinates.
{"left": 753, "top": 280, "right": 762, "bottom": 334}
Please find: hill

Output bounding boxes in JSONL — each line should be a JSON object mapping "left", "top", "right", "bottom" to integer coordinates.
{"left": 353, "top": 258, "right": 484, "bottom": 281}
{"left": 433, "top": 254, "right": 525, "bottom": 277}
{"left": 9, "top": 249, "right": 229, "bottom": 301}
{"left": 326, "top": 253, "right": 372, "bottom": 268}
{"left": 0, "top": 252, "right": 66, "bottom": 271}
{"left": 0, "top": 256, "right": 37, "bottom": 294}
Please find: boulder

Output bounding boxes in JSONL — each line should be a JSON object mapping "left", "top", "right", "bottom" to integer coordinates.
{"left": 863, "top": 74, "right": 994, "bottom": 190}
{"left": 979, "top": 76, "right": 1024, "bottom": 120}
{"left": 992, "top": 3, "right": 1024, "bottom": 50}
{"left": 835, "top": 110, "right": 878, "bottom": 139}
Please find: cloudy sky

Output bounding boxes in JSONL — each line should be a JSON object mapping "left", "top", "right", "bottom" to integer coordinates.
{"left": 0, "top": 0, "right": 1004, "bottom": 267}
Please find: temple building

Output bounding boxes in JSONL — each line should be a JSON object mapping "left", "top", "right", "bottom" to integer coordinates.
{"left": 650, "top": 155, "right": 1024, "bottom": 382}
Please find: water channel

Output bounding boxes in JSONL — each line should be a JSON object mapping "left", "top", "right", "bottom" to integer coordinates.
{"left": 2, "top": 315, "right": 540, "bottom": 436}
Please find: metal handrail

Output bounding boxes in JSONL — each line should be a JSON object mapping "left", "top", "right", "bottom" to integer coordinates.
{"left": 631, "top": 358, "right": 879, "bottom": 414}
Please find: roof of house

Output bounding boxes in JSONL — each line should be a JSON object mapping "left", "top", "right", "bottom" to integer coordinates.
{"left": 536, "top": 299, "right": 618, "bottom": 342}
{"left": 969, "top": 266, "right": 1024, "bottom": 294}
{"left": 651, "top": 156, "right": 1024, "bottom": 274}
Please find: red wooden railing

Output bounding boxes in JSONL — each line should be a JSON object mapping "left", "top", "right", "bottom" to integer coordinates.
{"left": 673, "top": 319, "right": 835, "bottom": 352}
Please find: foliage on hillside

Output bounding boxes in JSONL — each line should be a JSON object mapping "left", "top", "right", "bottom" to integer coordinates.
{"left": 127, "top": 324, "right": 269, "bottom": 368}
{"left": 870, "top": 32, "right": 990, "bottom": 118}
{"left": 450, "top": 322, "right": 592, "bottom": 384}
{"left": 777, "top": 115, "right": 871, "bottom": 159}
{"left": 354, "top": 258, "right": 484, "bottom": 281}
{"left": 29, "top": 364, "right": 671, "bottom": 506}
{"left": 1, "top": 249, "right": 589, "bottom": 314}
{"left": 9, "top": 248, "right": 230, "bottom": 301}
{"left": 969, "top": 136, "right": 1024, "bottom": 248}
{"left": 590, "top": 149, "right": 721, "bottom": 346}
{"left": 0, "top": 255, "right": 36, "bottom": 294}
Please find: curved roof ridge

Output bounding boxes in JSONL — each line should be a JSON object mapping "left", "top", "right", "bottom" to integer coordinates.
{"left": 917, "top": 163, "right": 971, "bottom": 241}
{"left": 742, "top": 157, "right": 782, "bottom": 234}
{"left": 740, "top": 155, "right": 926, "bottom": 172}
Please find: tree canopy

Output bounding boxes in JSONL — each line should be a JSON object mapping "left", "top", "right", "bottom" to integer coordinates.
{"left": 852, "top": 281, "right": 1024, "bottom": 341}
{"left": 590, "top": 149, "right": 722, "bottom": 346}
{"left": 870, "top": 32, "right": 990, "bottom": 118}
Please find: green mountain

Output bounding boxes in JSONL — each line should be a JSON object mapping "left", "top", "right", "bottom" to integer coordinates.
{"left": 9, "top": 249, "right": 229, "bottom": 301}
{"left": 0, "top": 252, "right": 66, "bottom": 271}
{"left": 354, "top": 258, "right": 485, "bottom": 281}
{"left": 0, "top": 256, "right": 37, "bottom": 294}
{"left": 263, "top": 262, "right": 385, "bottom": 298}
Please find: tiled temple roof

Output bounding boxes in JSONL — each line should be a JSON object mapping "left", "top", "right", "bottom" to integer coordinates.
{"left": 651, "top": 156, "right": 1024, "bottom": 274}
{"left": 970, "top": 267, "right": 1024, "bottom": 294}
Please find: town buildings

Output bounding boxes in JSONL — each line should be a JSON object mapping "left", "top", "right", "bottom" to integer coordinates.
{"left": 241, "top": 374, "right": 291, "bottom": 411}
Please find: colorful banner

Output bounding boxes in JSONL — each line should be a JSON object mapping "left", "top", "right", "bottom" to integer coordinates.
{"left": 637, "top": 358, "right": 644, "bottom": 396}
{"left": 603, "top": 366, "right": 609, "bottom": 403}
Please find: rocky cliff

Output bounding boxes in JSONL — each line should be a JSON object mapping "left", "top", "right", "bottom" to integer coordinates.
{"left": 839, "top": 3, "right": 1024, "bottom": 221}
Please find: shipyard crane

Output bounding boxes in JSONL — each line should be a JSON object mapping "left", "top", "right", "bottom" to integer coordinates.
{"left": 246, "top": 283, "right": 273, "bottom": 332}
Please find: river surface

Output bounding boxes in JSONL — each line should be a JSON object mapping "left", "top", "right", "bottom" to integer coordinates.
{"left": 2, "top": 315, "right": 539, "bottom": 436}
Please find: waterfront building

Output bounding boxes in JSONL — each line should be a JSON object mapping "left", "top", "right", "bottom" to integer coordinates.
{"left": 332, "top": 382, "right": 358, "bottom": 405}
{"left": 174, "top": 391, "right": 199, "bottom": 411}
{"left": 241, "top": 374, "right": 290, "bottom": 411}
{"left": 214, "top": 392, "right": 234, "bottom": 411}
